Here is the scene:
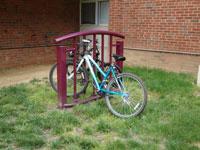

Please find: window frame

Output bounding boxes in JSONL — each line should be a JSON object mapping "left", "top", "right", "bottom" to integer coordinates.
{"left": 80, "top": 0, "right": 109, "bottom": 26}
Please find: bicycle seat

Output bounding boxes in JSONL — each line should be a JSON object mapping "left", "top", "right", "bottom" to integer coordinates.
{"left": 82, "top": 39, "right": 92, "bottom": 43}
{"left": 112, "top": 54, "right": 126, "bottom": 61}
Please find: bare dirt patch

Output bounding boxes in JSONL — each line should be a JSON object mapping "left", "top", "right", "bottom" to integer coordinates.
{"left": 0, "top": 65, "right": 51, "bottom": 88}
{"left": 193, "top": 142, "right": 200, "bottom": 149}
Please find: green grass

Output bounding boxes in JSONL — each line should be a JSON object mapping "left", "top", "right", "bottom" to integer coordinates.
{"left": 0, "top": 67, "right": 200, "bottom": 150}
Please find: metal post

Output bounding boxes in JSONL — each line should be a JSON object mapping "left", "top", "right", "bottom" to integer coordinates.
{"left": 109, "top": 36, "right": 113, "bottom": 64}
{"left": 72, "top": 38, "right": 77, "bottom": 100}
{"left": 56, "top": 46, "right": 67, "bottom": 108}
{"left": 101, "top": 34, "right": 104, "bottom": 71}
{"left": 116, "top": 41, "right": 124, "bottom": 70}
{"left": 93, "top": 34, "right": 96, "bottom": 95}
{"left": 83, "top": 35, "right": 86, "bottom": 68}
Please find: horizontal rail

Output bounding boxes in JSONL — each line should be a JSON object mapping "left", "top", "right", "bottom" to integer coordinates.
{"left": 66, "top": 48, "right": 76, "bottom": 52}
{"left": 55, "top": 29, "right": 125, "bottom": 43}
{"left": 62, "top": 95, "right": 102, "bottom": 108}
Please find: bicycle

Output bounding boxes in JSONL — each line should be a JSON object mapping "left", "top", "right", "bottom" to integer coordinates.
{"left": 49, "top": 39, "right": 121, "bottom": 97}
{"left": 64, "top": 44, "right": 147, "bottom": 118}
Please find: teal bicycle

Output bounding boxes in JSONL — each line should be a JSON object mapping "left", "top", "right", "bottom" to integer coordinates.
{"left": 67, "top": 44, "right": 148, "bottom": 118}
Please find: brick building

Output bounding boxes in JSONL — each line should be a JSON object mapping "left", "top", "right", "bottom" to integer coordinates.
{"left": 0, "top": 0, "right": 200, "bottom": 74}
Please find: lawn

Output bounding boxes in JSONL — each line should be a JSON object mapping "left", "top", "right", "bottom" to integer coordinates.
{"left": 0, "top": 67, "right": 200, "bottom": 150}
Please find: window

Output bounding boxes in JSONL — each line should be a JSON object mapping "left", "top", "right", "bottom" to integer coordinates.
{"left": 81, "top": 3, "right": 96, "bottom": 24}
{"left": 98, "top": 1, "right": 109, "bottom": 25}
{"left": 81, "top": 0, "right": 109, "bottom": 25}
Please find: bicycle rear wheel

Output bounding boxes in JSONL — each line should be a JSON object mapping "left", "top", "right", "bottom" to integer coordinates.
{"left": 49, "top": 61, "right": 89, "bottom": 97}
{"left": 105, "top": 73, "right": 147, "bottom": 118}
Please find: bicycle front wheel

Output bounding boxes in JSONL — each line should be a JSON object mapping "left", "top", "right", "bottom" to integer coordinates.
{"left": 105, "top": 73, "right": 147, "bottom": 118}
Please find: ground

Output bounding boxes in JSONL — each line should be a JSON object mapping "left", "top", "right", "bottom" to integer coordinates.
{"left": 0, "top": 66, "right": 200, "bottom": 150}
{"left": 0, "top": 65, "right": 51, "bottom": 87}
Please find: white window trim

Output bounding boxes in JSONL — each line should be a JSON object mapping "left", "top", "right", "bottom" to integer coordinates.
{"left": 80, "top": 0, "right": 109, "bottom": 26}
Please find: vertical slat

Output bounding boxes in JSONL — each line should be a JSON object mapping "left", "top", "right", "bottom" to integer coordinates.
{"left": 72, "top": 38, "right": 77, "bottom": 100}
{"left": 93, "top": 34, "right": 96, "bottom": 95}
{"left": 83, "top": 35, "right": 86, "bottom": 68}
{"left": 101, "top": 34, "right": 104, "bottom": 70}
{"left": 83, "top": 35, "right": 86, "bottom": 52}
{"left": 109, "top": 36, "right": 113, "bottom": 64}
{"left": 116, "top": 41, "right": 124, "bottom": 70}
{"left": 57, "top": 46, "right": 67, "bottom": 108}
{"left": 93, "top": 34, "right": 97, "bottom": 63}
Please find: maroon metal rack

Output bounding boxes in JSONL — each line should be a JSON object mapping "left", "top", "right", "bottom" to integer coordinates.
{"left": 54, "top": 29, "right": 125, "bottom": 108}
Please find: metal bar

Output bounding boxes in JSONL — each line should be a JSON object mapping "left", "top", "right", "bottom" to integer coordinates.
{"left": 101, "top": 34, "right": 104, "bottom": 71}
{"left": 56, "top": 46, "right": 67, "bottom": 108}
{"left": 93, "top": 34, "right": 97, "bottom": 67}
{"left": 83, "top": 35, "right": 86, "bottom": 68}
{"left": 63, "top": 95, "right": 102, "bottom": 108}
{"left": 109, "top": 36, "right": 113, "bottom": 80}
{"left": 66, "top": 48, "right": 76, "bottom": 51}
{"left": 109, "top": 36, "right": 113, "bottom": 64}
{"left": 93, "top": 34, "right": 96, "bottom": 95}
{"left": 83, "top": 35, "right": 86, "bottom": 52}
{"left": 55, "top": 29, "right": 125, "bottom": 43}
{"left": 116, "top": 41, "right": 124, "bottom": 70}
{"left": 72, "top": 38, "right": 77, "bottom": 100}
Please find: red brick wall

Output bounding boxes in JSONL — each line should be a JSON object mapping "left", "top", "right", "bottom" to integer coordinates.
{"left": 124, "top": 49, "right": 200, "bottom": 75}
{"left": 0, "top": 0, "right": 80, "bottom": 68}
{"left": 0, "top": 47, "right": 56, "bottom": 68}
{"left": 109, "top": 0, "right": 200, "bottom": 53}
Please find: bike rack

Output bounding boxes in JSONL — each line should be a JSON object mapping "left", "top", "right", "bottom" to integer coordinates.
{"left": 54, "top": 29, "right": 125, "bottom": 108}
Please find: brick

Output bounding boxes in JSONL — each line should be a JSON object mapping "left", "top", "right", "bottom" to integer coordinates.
{"left": 0, "top": 0, "right": 79, "bottom": 69}
{"left": 1, "top": 0, "right": 200, "bottom": 74}
{"left": 109, "top": 0, "right": 200, "bottom": 53}
{"left": 124, "top": 49, "right": 200, "bottom": 75}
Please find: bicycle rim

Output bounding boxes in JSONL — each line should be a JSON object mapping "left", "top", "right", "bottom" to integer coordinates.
{"left": 105, "top": 73, "right": 147, "bottom": 118}
{"left": 49, "top": 62, "right": 89, "bottom": 96}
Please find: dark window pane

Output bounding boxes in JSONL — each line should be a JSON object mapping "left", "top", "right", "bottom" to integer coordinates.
{"left": 81, "top": 3, "right": 96, "bottom": 24}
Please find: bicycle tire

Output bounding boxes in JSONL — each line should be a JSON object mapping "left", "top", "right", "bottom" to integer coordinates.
{"left": 49, "top": 61, "right": 89, "bottom": 97}
{"left": 105, "top": 73, "right": 147, "bottom": 118}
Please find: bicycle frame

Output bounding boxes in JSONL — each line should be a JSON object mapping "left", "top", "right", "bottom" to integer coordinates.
{"left": 68, "top": 54, "right": 126, "bottom": 96}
